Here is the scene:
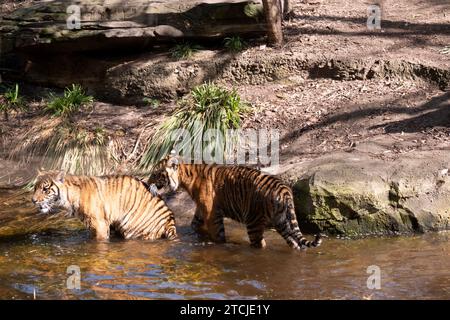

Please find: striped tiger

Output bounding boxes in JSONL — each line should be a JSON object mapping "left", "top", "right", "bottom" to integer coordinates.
{"left": 149, "top": 155, "right": 322, "bottom": 250}
{"left": 32, "top": 170, "right": 177, "bottom": 241}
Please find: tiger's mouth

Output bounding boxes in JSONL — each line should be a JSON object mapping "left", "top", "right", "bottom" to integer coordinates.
{"left": 36, "top": 203, "right": 53, "bottom": 214}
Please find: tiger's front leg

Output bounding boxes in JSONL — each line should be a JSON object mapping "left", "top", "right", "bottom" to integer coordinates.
{"left": 91, "top": 219, "right": 110, "bottom": 240}
{"left": 191, "top": 207, "right": 208, "bottom": 236}
{"left": 206, "top": 207, "right": 225, "bottom": 243}
{"left": 194, "top": 205, "right": 225, "bottom": 243}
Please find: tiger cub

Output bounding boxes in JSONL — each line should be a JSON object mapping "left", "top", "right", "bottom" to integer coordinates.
{"left": 150, "top": 155, "right": 322, "bottom": 250}
{"left": 32, "top": 170, "right": 177, "bottom": 241}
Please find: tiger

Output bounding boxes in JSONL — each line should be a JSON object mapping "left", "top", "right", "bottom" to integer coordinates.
{"left": 32, "top": 170, "right": 177, "bottom": 241}
{"left": 149, "top": 154, "right": 322, "bottom": 250}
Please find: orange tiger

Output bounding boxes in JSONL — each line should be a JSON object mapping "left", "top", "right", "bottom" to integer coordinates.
{"left": 150, "top": 154, "right": 322, "bottom": 250}
{"left": 32, "top": 170, "right": 177, "bottom": 241}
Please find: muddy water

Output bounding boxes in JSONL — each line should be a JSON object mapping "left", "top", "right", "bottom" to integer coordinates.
{"left": 0, "top": 189, "right": 449, "bottom": 300}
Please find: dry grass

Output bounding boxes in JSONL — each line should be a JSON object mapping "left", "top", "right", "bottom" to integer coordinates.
{"left": 7, "top": 84, "right": 120, "bottom": 181}
{"left": 9, "top": 118, "right": 120, "bottom": 179}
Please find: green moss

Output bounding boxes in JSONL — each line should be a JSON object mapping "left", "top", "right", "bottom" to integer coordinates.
{"left": 291, "top": 179, "right": 412, "bottom": 237}
{"left": 244, "top": 3, "right": 263, "bottom": 19}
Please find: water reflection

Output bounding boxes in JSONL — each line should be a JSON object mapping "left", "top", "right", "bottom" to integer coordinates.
{"left": 0, "top": 189, "right": 449, "bottom": 299}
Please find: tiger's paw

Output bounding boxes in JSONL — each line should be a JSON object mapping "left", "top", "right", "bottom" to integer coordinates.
{"left": 250, "top": 239, "right": 266, "bottom": 249}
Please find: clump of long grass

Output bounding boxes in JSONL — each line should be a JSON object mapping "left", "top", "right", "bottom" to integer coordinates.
{"left": 0, "top": 84, "right": 25, "bottom": 121}
{"left": 170, "top": 42, "right": 202, "bottom": 59}
{"left": 45, "top": 84, "right": 93, "bottom": 117}
{"left": 140, "top": 82, "right": 250, "bottom": 169}
{"left": 9, "top": 84, "right": 119, "bottom": 179}
{"left": 10, "top": 120, "right": 118, "bottom": 178}
{"left": 10, "top": 117, "right": 63, "bottom": 163}
{"left": 224, "top": 36, "right": 247, "bottom": 52}
{"left": 43, "top": 125, "right": 114, "bottom": 175}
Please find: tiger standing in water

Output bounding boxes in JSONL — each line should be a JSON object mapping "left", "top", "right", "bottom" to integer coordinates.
{"left": 150, "top": 154, "right": 322, "bottom": 250}
{"left": 32, "top": 170, "right": 177, "bottom": 241}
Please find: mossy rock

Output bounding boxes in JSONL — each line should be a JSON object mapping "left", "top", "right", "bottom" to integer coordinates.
{"left": 281, "top": 148, "right": 450, "bottom": 237}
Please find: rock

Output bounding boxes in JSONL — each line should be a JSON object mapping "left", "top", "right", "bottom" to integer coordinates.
{"left": 0, "top": 0, "right": 288, "bottom": 102}
{"left": 0, "top": 0, "right": 270, "bottom": 54}
{"left": 279, "top": 147, "right": 450, "bottom": 236}
{"left": 311, "top": 59, "right": 450, "bottom": 89}
{"left": 101, "top": 50, "right": 236, "bottom": 103}
{"left": 47, "top": 55, "right": 450, "bottom": 104}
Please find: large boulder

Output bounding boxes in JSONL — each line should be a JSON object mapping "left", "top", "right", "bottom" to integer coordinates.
{"left": 279, "top": 146, "right": 450, "bottom": 236}
{"left": 0, "top": 0, "right": 280, "bottom": 101}
{"left": 0, "top": 0, "right": 269, "bottom": 54}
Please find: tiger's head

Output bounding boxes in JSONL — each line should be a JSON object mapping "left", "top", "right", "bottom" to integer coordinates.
{"left": 32, "top": 170, "right": 66, "bottom": 214}
{"left": 149, "top": 152, "right": 180, "bottom": 192}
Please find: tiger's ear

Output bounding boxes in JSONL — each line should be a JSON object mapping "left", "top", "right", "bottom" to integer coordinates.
{"left": 54, "top": 171, "right": 66, "bottom": 183}
{"left": 167, "top": 150, "right": 179, "bottom": 168}
{"left": 165, "top": 149, "right": 177, "bottom": 160}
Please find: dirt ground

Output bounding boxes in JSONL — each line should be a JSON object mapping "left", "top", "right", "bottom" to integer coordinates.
{"left": 284, "top": 0, "right": 450, "bottom": 70}
{"left": 240, "top": 76, "right": 450, "bottom": 164}
{"left": 0, "top": 0, "right": 34, "bottom": 12}
{"left": 242, "top": 0, "right": 450, "bottom": 163}
{"left": 1, "top": 0, "right": 449, "bottom": 179}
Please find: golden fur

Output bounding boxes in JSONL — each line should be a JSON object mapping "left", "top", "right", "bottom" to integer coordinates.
{"left": 150, "top": 156, "right": 321, "bottom": 249}
{"left": 32, "top": 171, "right": 176, "bottom": 241}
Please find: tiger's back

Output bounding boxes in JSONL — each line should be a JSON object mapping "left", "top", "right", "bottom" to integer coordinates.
{"left": 96, "top": 175, "right": 177, "bottom": 240}
{"left": 214, "top": 166, "right": 292, "bottom": 221}
{"left": 197, "top": 165, "right": 320, "bottom": 249}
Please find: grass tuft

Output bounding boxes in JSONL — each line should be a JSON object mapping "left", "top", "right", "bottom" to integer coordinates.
{"left": 140, "top": 82, "right": 250, "bottom": 169}
{"left": 170, "top": 42, "right": 202, "bottom": 59}
{"left": 9, "top": 118, "right": 118, "bottom": 177}
{"left": 6, "top": 84, "right": 116, "bottom": 179}
{"left": 43, "top": 124, "right": 112, "bottom": 175}
{"left": 45, "top": 84, "right": 93, "bottom": 117}
{"left": 0, "top": 84, "right": 25, "bottom": 121}
{"left": 224, "top": 36, "right": 246, "bottom": 52}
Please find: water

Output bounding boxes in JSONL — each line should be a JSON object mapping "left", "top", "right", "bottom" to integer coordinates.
{"left": 0, "top": 188, "right": 449, "bottom": 300}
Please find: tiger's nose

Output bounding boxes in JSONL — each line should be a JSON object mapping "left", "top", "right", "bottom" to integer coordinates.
{"left": 32, "top": 198, "right": 37, "bottom": 204}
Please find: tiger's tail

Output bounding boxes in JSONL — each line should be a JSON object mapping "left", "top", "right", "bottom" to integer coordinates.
{"left": 297, "top": 233, "right": 322, "bottom": 248}
{"left": 275, "top": 200, "right": 322, "bottom": 250}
